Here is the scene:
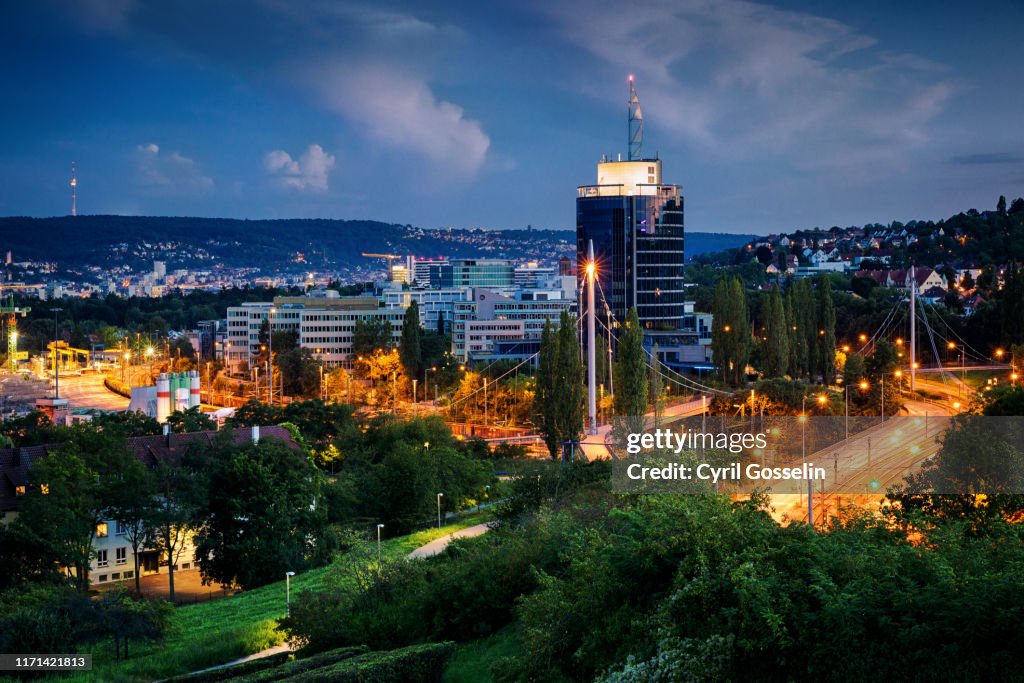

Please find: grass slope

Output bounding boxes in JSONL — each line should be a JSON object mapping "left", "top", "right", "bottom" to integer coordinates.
{"left": 50, "top": 516, "right": 488, "bottom": 683}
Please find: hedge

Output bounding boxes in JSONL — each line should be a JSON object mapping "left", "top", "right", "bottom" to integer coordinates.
{"left": 162, "top": 651, "right": 293, "bottom": 683}
{"left": 282, "top": 642, "right": 455, "bottom": 683}
{"left": 226, "top": 646, "right": 368, "bottom": 682}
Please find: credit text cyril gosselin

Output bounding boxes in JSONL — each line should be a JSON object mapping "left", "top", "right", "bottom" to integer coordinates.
{"left": 624, "top": 428, "right": 827, "bottom": 484}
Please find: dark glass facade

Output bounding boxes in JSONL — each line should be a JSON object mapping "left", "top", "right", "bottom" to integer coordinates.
{"left": 577, "top": 186, "right": 685, "bottom": 330}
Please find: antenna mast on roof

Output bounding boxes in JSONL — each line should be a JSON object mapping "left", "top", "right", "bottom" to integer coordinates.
{"left": 627, "top": 76, "right": 643, "bottom": 160}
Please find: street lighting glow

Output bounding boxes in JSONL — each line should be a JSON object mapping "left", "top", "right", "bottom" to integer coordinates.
{"left": 145, "top": 346, "right": 154, "bottom": 357}
{"left": 895, "top": 338, "right": 904, "bottom": 346}
{"left": 858, "top": 333, "right": 867, "bottom": 342}
{"left": 585, "top": 261, "right": 596, "bottom": 277}
{"left": 841, "top": 345, "right": 850, "bottom": 353}
{"left": 995, "top": 348, "right": 1005, "bottom": 358}
{"left": 859, "top": 381, "right": 869, "bottom": 390}
{"left": 817, "top": 395, "right": 827, "bottom": 405}
{"left": 947, "top": 341, "right": 956, "bottom": 350}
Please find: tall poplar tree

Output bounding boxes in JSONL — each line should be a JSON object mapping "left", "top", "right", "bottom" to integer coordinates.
{"left": 764, "top": 287, "right": 789, "bottom": 378}
{"left": 399, "top": 300, "right": 422, "bottom": 387}
{"left": 554, "top": 312, "right": 586, "bottom": 457}
{"left": 816, "top": 275, "right": 837, "bottom": 383}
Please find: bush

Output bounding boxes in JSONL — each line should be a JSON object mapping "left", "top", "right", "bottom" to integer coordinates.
{"left": 284, "top": 642, "right": 454, "bottom": 683}
{"left": 224, "top": 646, "right": 367, "bottom": 682}
{"left": 162, "top": 651, "right": 293, "bottom": 683}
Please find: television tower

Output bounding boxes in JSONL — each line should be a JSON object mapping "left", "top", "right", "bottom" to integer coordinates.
{"left": 70, "top": 162, "right": 77, "bottom": 216}
{"left": 627, "top": 76, "right": 643, "bottom": 160}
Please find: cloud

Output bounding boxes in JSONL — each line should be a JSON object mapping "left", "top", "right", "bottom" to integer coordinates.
{"left": 312, "top": 66, "right": 489, "bottom": 179}
{"left": 135, "top": 143, "right": 214, "bottom": 194}
{"left": 950, "top": 153, "right": 1024, "bottom": 166}
{"left": 543, "top": 0, "right": 955, "bottom": 168}
{"left": 264, "top": 144, "right": 335, "bottom": 191}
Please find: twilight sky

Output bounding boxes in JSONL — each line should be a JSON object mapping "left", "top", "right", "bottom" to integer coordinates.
{"left": 2, "top": 0, "right": 1023, "bottom": 235}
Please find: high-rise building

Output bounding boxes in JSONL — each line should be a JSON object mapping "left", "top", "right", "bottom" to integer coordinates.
{"left": 576, "top": 78, "right": 685, "bottom": 331}
{"left": 434, "top": 259, "right": 515, "bottom": 289}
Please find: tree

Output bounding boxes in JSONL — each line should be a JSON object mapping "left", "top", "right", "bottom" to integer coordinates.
{"left": 17, "top": 448, "right": 105, "bottom": 591}
{"left": 997, "top": 195, "right": 1007, "bottom": 215}
{"left": 277, "top": 347, "right": 321, "bottom": 398}
{"left": 816, "top": 275, "right": 837, "bottom": 383}
{"left": 712, "top": 277, "right": 750, "bottom": 384}
{"left": 165, "top": 406, "right": 216, "bottom": 433}
{"left": 535, "top": 321, "right": 559, "bottom": 457}
{"left": 399, "top": 301, "right": 423, "bottom": 391}
{"left": 534, "top": 314, "right": 585, "bottom": 459}
{"left": 352, "top": 317, "right": 393, "bottom": 357}
{"left": 554, "top": 312, "right": 586, "bottom": 456}
{"left": 649, "top": 343, "right": 665, "bottom": 425}
{"left": 763, "top": 287, "right": 789, "bottom": 378}
{"left": 190, "top": 436, "right": 329, "bottom": 589}
{"left": 105, "top": 459, "right": 158, "bottom": 593}
{"left": 614, "top": 308, "right": 648, "bottom": 435}
{"left": 150, "top": 460, "right": 204, "bottom": 602}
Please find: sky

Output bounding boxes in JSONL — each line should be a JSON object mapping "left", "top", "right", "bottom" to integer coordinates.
{"left": 1, "top": 0, "right": 1023, "bottom": 235}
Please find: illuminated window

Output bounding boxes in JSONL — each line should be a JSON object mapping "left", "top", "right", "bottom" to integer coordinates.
{"left": 96, "top": 523, "right": 109, "bottom": 538}
{"left": 40, "top": 484, "right": 49, "bottom": 495}
{"left": 15, "top": 485, "right": 26, "bottom": 496}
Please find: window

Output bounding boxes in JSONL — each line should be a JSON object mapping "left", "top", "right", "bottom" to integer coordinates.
{"left": 40, "top": 484, "right": 49, "bottom": 495}
{"left": 116, "top": 521, "right": 127, "bottom": 536}
{"left": 124, "top": 571, "right": 134, "bottom": 580}
{"left": 98, "top": 574, "right": 108, "bottom": 582}
{"left": 97, "top": 550, "right": 108, "bottom": 568}
{"left": 111, "top": 572, "right": 120, "bottom": 580}
{"left": 116, "top": 548, "right": 127, "bottom": 565}
{"left": 15, "top": 485, "right": 25, "bottom": 496}
{"left": 96, "top": 523, "right": 109, "bottom": 538}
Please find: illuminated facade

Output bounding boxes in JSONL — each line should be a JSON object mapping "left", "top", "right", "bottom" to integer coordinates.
{"left": 577, "top": 157, "right": 685, "bottom": 330}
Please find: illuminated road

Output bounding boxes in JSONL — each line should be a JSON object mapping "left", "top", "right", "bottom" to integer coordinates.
{"left": 770, "top": 398, "right": 955, "bottom": 525}
{"left": 56, "top": 373, "right": 130, "bottom": 411}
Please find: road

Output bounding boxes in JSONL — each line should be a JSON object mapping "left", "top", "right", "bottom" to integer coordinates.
{"left": 56, "top": 373, "right": 130, "bottom": 411}
{"left": 769, "top": 398, "right": 954, "bottom": 525}
{"left": 406, "top": 523, "right": 492, "bottom": 559}
{"left": 578, "top": 395, "right": 709, "bottom": 461}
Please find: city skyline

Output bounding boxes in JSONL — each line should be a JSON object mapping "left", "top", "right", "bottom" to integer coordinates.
{"left": 2, "top": 1, "right": 1023, "bottom": 234}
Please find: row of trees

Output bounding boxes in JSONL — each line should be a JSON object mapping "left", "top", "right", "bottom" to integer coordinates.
{"left": 713, "top": 275, "right": 838, "bottom": 385}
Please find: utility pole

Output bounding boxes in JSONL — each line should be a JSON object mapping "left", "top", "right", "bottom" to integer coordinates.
{"left": 910, "top": 265, "right": 916, "bottom": 392}
{"left": 52, "top": 308, "right": 63, "bottom": 399}
{"left": 586, "top": 240, "right": 597, "bottom": 435}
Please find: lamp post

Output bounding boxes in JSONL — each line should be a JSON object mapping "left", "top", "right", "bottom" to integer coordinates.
{"left": 285, "top": 571, "right": 295, "bottom": 617}
{"left": 436, "top": 492, "right": 444, "bottom": 529}
{"left": 51, "top": 308, "right": 63, "bottom": 398}
{"left": 948, "top": 341, "right": 964, "bottom": 401}
{"left": 376, "top": 523, "right": 384, "bottom": 570}
{"left": 799, "top": 399, "right": 810, "bottom": 528}
{"left": 412, "top": 378, "right": 418, "bottom": 416}
{"left": 267, "top": 308, "right": 276, "bottom": 406}
{"left": 844, "top": 383, "right": 849, "bottom": 442}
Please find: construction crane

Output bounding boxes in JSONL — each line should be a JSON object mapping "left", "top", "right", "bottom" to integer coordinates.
{"left": 0, "top": 295, "right": 30, "bottom": 371}
{"left": 361, "top": 252, "right": 404, "bottom": 262}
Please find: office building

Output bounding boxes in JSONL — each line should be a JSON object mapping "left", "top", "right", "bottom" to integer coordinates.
{"left": 576, "top": 78, "right": 685, "bottom": 331}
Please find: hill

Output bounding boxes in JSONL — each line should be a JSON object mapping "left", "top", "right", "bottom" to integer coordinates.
{"left": 0, "top": 216, "right": 756, "bottom": 275}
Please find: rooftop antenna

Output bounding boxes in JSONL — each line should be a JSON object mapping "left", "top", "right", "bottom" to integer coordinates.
{"left": 627, "top": 75, "right": 643, "bottom": 160}
{"left": 70, "top": 161, "right": 77, "bottom": 217}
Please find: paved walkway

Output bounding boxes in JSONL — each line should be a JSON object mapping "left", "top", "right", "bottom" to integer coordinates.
{"left": 406, "top": 523, "right": 492, "bottom": 559}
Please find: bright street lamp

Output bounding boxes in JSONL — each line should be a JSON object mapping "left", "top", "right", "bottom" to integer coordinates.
{"left": 436, "top": 492, "right": 444, "bottom": 529}
{"left": 285, "top": 570, "right": 296, "bottom": 617}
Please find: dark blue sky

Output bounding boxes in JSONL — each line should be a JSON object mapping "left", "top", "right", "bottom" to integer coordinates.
{"left": 2, "top": 0, "right": 1023, "bottom": 234}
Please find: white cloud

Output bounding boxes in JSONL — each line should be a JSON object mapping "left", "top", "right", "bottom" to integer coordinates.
{"left": 135, "top": 143, "right": 214, "bottom": 194}
{"left": 545, "top": 0, "right": 954, "bottom": 167}
{"left": 313, "top": 65, "right": 490, "bottom": 179}
{"left": 264, "top": 144, "right": 335, "bottom": 192}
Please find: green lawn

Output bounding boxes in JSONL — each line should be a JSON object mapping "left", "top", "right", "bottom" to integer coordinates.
{"left": 443, "top": 627, "right": 521, "bottom": 683}
{"left": 50, "top": 515, "right": 490, "bottom": 683}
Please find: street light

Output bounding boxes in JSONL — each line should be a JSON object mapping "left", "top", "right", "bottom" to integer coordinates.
{"left": 798, "top": 397, "right": 811, "bottom": 528}
{"left": 947, "top": 342, "right": 964, "bottom": 400}
{"left": 376, "top": 523, "right": 385, "bottom": 570}
{"left": 285, "top": 570, "right": 295, "bottom": 617}
{"left": 268, "top": 308, "right": 276, "bottom": 406}
{"left": 436, "top": 492, "right": 444, "bottom": 530}
{"left": 51, "top": 308, "right": 63, "bottom": 399}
